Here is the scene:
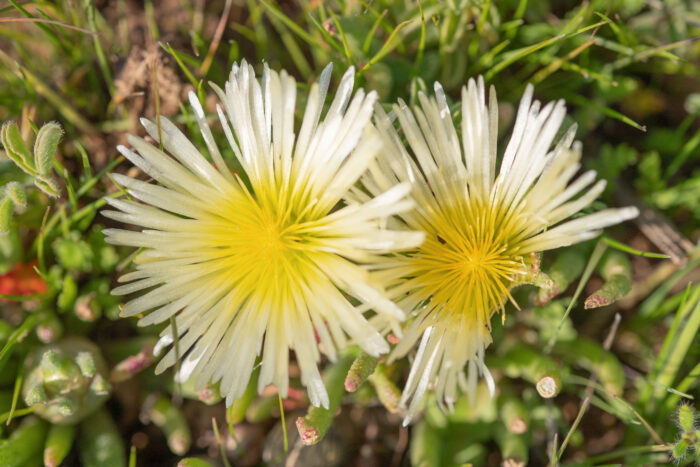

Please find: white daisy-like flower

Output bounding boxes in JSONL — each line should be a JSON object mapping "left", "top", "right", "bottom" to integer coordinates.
{"left": 102, "top": 61, "right": 423, "bottom": 408}
{"left": 359, "top": 77, "right": 638, "bottom": 424}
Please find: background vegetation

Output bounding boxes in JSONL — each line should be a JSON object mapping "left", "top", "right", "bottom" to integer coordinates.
{"left": 0, "top": 0, "right": 698, "bottom": 465}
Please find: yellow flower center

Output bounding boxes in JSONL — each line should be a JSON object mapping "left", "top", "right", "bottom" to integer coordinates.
{"left": 404, "top": 197, "right": 527, "bottom": 326}
{"left": 253, "top": 220, "right": 286, "bottom": 258}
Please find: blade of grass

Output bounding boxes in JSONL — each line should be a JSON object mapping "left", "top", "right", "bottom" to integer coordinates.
{"left": 33, "top": 196, "right": 114, "bottom": 255}
{"left": 608, "top": 38, "right": 697, "bottom": 71}
{"left": 0, "top": 312, "right": 42, "bottom": 373}
{"left": 545, "top": 240, "right": 608, "bottom": 353}
{"left": 485, "top": 19, "right": 610, "bottom": 82}
{"left": 531, "top": 38, "right": 596, "bottom": 85}
{"left": 85, "top": 0, "right": 113, "bottom": 96}
{"left": 329, "top": 11, "right": 353, "bottom": 65}
{"left": 602, "top": 237, "right": 669, "bottom": 259}
{"left": 0, "top": 293, "right": 41, "bottom": 301}
{"left": 6, "top": 361, "right": 23, "bottom": 425}
{"left": 6, "top": 0, "right": 69, "bottom": 52}
{"left": 485, "top": 34, "right": 566, "bottom": 82}
{"left": 639, "top": 286, "right": 696, "bottom": 407}
{"left": 585, "top": 444, "right": 672, "bottom": 464}
{"left": 244, "top": 0, "right": 268, "bottom": 60}
{"left": 563, "top": 92, "right": 646, "bottom": 132}
{"left": 664, "top": 361, "right": 700, "bottom": 412}
{"left": 200, "top": 0, "right": 232, "bottom": 77}
{"left": 638, "top": 256, "right": 700, "bottom": 317}
{"left": 359, "top": 19, "right": 413, "bottom": 74}
{"left": 0, "top": 17, "right": 94, "bottom": 34}
{"left": 0, "top": 405, "right": 38, "bottom": 424}
{"left": 278, "top": 394, "right": 288, "bottom": 453}
{"left": 74, "top": 141, "right": 92, "bottom": 179}
{"left": 266, "top": 11, "right": 313, "bottom": 79}
{"left": 665, "top": 126, "right": 700, "bottom": 178}
{"left": 144, "top": 0, "right": 159, "bottom": 40}
{"left": 468, "top": 0, "right": 490, "bottom": 60}
{"left": 160, "top": 42, "right": 200, "bottom": 89}
{"left": 0, "top": 50, "right": 97, "bottom": 134}
{"left": 307, "top": 13, "right": 345, "bottom": 55}
{"left": 474, "top": 39, "right": 510, "bottom": 72}
{"left": 652, "top": 288, "right": 700, "bottom": 405}
{"left": 557, "top": 314, "right": 621, "bottom": 461}
{"left": 411, "top": 2, "right": 426, "bottom": 77}
{"left": 568, "top": 376, "right": 666, "bottom": 445}
{"left": 225, "top": 405, "right": 244, "bottom": 458}
{"left": 557, "top": 396, "right": 589, "bottom": 461}
{"left": 362, "top": 8, "right": 388, "bottom": 55}
{"left": 37, "top": 206, "right": 50, "bottom": 274}
{"left": 76, "top": 155, "right": 123, "bottom": 197}
{"left": 212, "top": 417, "right": 232, "bottom": 467}
{"left": 261, "top": 0, "right": 321, "bottom": 48}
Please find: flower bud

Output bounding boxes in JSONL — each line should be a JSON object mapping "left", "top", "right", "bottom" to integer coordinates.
{"left": 22, "top": 337, "right": 111, "bottom": 424}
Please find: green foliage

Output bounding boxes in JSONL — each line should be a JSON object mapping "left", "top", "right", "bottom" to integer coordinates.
{"left": 78, "top": 408, "right": 126, "bottom": 467}
{"left": 0, "top": 198, "right": 12, "bottom": 235}
{"left": 672, "top": 405, "right": 700, "bottom": 462}
{"left": 21, "top": 338, "right": 110, "bottom": 424}
{"left": 0, "top": 0, "right": 698, "bottom": 465}
{"left": 0, "top": 120, "right": 63, "bottom": 197}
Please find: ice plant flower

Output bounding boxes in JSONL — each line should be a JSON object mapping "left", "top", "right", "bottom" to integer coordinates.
{"left": 102, "top": 61, "right": 423, "bottom": 408}
{"left": 362, "top": 78, "right": 638, "bottom": 424}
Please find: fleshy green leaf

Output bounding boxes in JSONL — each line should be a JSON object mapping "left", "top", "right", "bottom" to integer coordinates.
{"left": 1, "top": 121, "right": 35, "bottom": 175}
{"left": 679, "top": 405, "right": 694, "bottom": 433}
{"left": 33, "top": 122, "right": 63, "bottom": 175}
{"left": 672, "top": 439, "right": 688, "bottom": 459}
{"left": 33, "top": 175, "right": 60, "bottom": 198}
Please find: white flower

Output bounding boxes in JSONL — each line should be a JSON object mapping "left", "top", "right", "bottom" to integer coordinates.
{"left": 359, "top": 77, "right": 638, "bottom": 424}
{"left": 102, "top": 61, "right": 423, "bottom": 408}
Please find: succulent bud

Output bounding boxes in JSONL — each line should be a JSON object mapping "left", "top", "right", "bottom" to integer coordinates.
{"left": 296, "top": 354, "right": 354, "bottom": 446}
{"left": 74, "top": 293, "right": 100, "bottom": 322}
{"left": 110, "top": 342, "right": 155, "bottom": 384}
{"left": 172, "top": 375, "right": 222, "bottom": 405}
{"left": 76, "top": 351, "right": 97, "bottom": 378}
{"left": 21, "top": 337, "right": 111, "bottom": 424}
{"left": 495, "top": 424, "right": 529, "bottom": 466}
{"left": 491, "top": 345, "right": 564, "bottom": 399}
{"left": 344, "top": 352, "right": 378, "bottom": 392}
{"left": 78, "top": 408, "right": 126, "bottom": 467}
{"left": 500, "top": 397, "right": 529, "bottom": 434}
{"left": 535, "top": 248, "right": 586, "bottom": 305}
{"left": 44, "top": 423, "right": 76, "bottom": 467}
{"left": 142, "top": 395, "right": 191, "bottom": 456}
{"left": 368, "top": 363, "right": 401, "bottom": 413}
{"left": 36, "top": 313, "right": 63, "bottom": 344}
{"left": 585, "top": 251, "right": 632, "bottom": 309}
